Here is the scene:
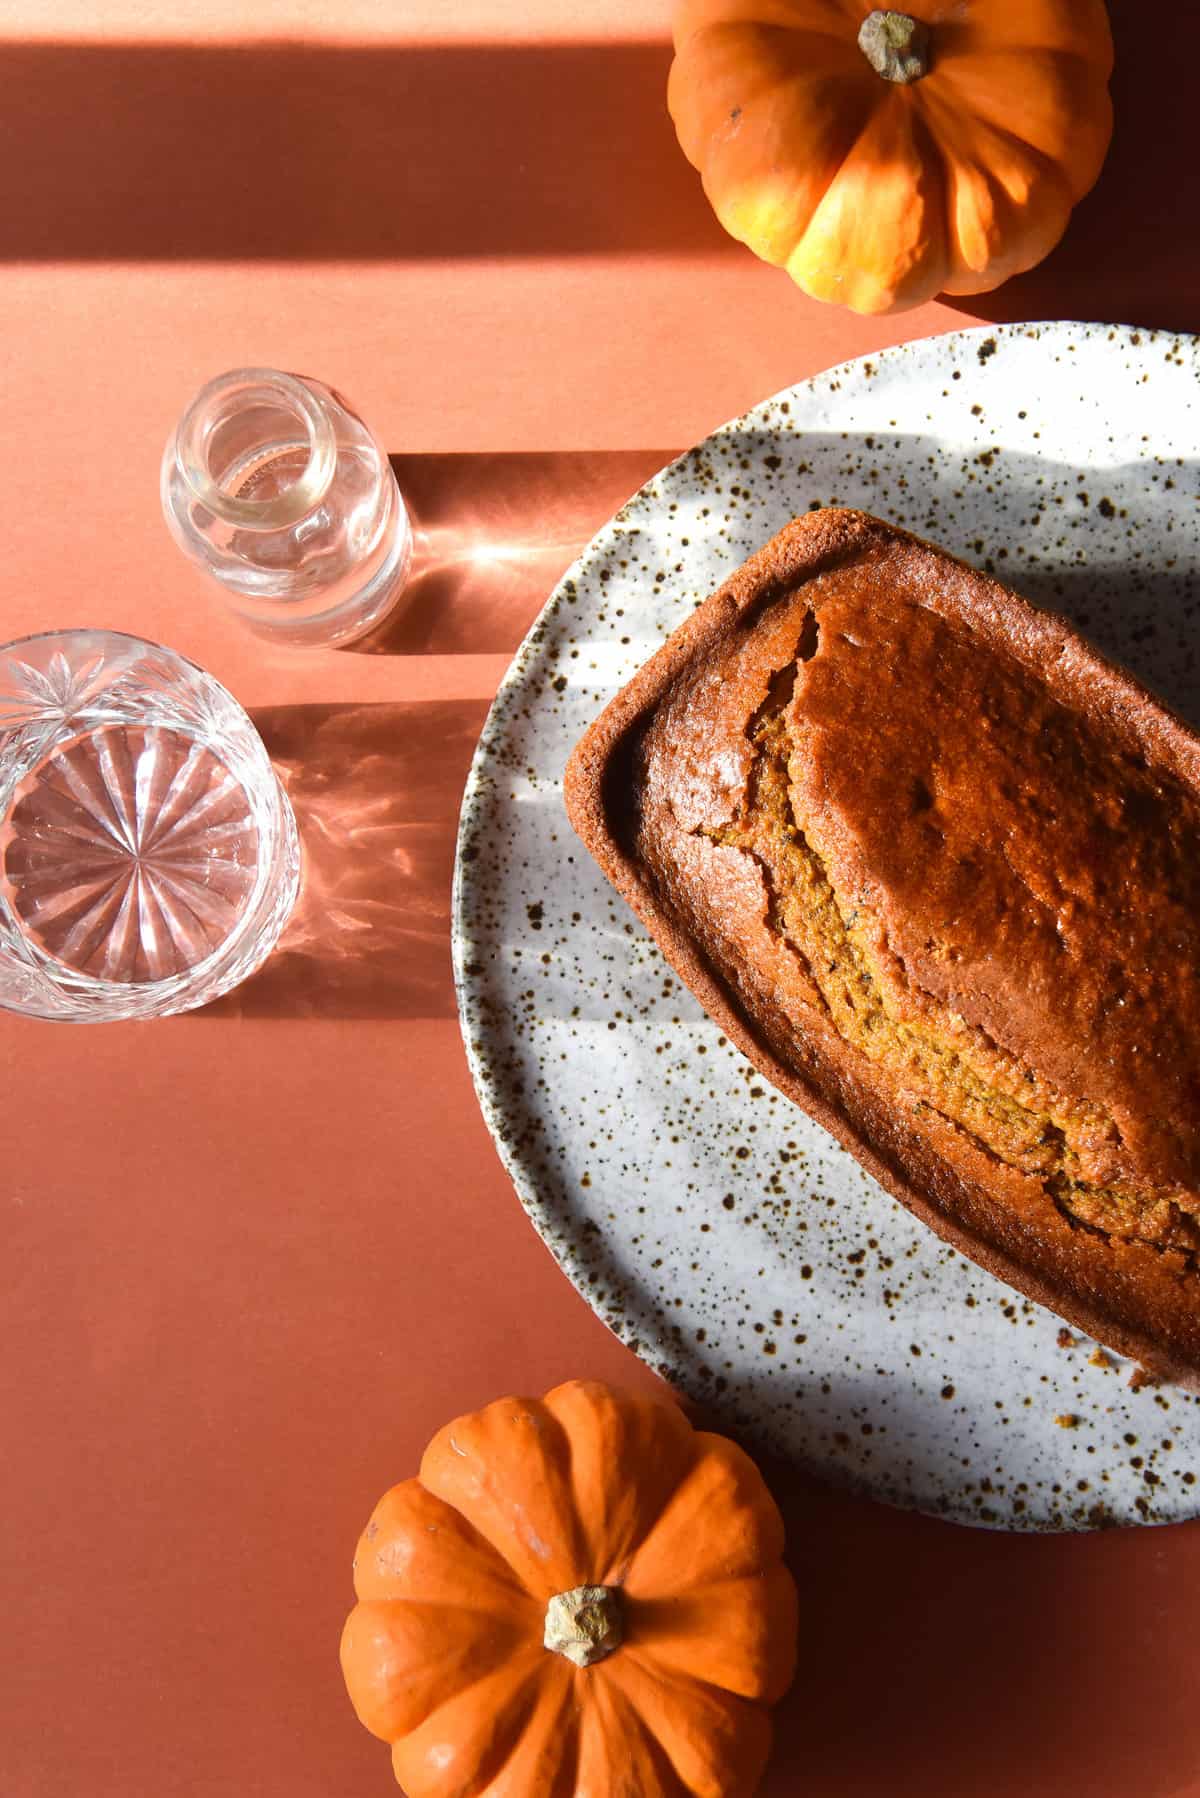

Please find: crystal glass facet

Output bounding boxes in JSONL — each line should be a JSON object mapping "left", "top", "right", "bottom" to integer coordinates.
{"left": 161, "top": 367, "right": 413, "bottom": 648}
{"left": 0, "top": 631, "right": 300, "bottom": 1021}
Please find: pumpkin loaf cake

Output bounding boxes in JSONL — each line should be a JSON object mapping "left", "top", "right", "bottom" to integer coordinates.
{"left": 564, "top": 508, "right": 1200, "bottom": 1383}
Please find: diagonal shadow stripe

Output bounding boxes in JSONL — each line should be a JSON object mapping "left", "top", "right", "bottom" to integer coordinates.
{"left": 0, "top": 0, "right": 1196, "bottom": 340}
{"left": 202, "top": 698, "right": 489, "bottom": 1021}
{"left": 0, "top": 40, "right": 723, "bottom": 260}
{"left": 361, "top": 448, "right": 678, "bottom": 656}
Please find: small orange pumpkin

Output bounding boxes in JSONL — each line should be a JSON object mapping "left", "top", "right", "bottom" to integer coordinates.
{"left": 669, "top": 0, "right": 1114, "bottom": 314}
{"left": 340, "top": 1380, "right": 798, "bottom": 1797}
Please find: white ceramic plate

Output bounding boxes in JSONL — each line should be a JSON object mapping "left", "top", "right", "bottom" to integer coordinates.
{"left": 453, "top": 321, "right": 1200, "bottom": 1531}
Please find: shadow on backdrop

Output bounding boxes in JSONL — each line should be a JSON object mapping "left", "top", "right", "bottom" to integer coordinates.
{"left": 937, "top": 0, "right": 1198, "bottom": 334}
{"left": 0, "top": 40, "right": 719, "bottom": 260}
{"left": 0, "top": 8, "right": 1195, "bottom": 337}
{"left": 202, "top": 699, "right": 489, "bottom": 1021}
{"left": 201, "top": 449, "right": 686, "bottom": 1019}
{"left": 739, "top": 1444, "right": 1200, "bottom": 1798}
{"left": 358, "top": 449, "right": 677, "bottom": 655}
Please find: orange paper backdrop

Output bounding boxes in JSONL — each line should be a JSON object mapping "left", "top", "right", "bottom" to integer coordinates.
{"left": 1, "top": 3, "right": 1198, "bottom": 1795}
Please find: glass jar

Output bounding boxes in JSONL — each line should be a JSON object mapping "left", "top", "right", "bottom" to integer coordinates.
{"left": 0, "top": 629, "right": 299, "bottom": 1020}
{"left": 161, "top": 367, "right": 413, "bottom": 648}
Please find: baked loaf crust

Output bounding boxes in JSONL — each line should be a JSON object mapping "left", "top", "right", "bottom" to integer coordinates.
{"left": 564, "top": 508, "right": 1200, "bottom": 1384}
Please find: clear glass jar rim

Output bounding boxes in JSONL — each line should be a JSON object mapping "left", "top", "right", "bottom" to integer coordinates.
{"left": 172, "top": 367, "right": 337, "bottom": 531}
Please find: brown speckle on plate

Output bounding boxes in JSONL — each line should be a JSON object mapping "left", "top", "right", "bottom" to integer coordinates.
{"left": 453, "top": 322, "right": 1200, "bottom": 1533}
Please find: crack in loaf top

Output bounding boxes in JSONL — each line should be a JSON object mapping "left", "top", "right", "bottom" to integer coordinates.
{"left": 630, "top": 513, "right": 1200, "bottom": 1197}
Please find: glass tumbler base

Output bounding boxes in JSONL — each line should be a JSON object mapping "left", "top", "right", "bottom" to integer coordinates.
{"left": 5, "top": 724, "right": 261, "bottom": 983}
{"left": 0, "top": 630, "right": 301, "bottom": 1022}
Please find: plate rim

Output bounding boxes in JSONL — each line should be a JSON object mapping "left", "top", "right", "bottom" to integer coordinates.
{"left": 452, "top": 317, "right": 1200, "bottom": 1531}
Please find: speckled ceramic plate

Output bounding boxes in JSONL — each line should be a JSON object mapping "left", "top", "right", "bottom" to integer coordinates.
{"left": 453, "top": 321, "right": 1200, "bottom": 1531}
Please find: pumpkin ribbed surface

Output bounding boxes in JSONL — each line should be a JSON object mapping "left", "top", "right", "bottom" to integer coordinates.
{"left": 669, "top": 0, "right": 1114, "bottom": 313}
{"left": 340, "top": 1381, "right": 798, "bottom": 1797}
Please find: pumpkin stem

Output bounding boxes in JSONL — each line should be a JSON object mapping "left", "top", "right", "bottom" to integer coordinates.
{"left": 543, "top": 1584, "right": 624, "bottom": 1668}
{"left": 857, "top": 10, "right": 931, "bottom": 83}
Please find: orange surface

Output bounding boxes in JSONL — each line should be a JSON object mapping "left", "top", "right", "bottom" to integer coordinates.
{"left": 1, "top": 4, "right": 1199, "bottom": 1796}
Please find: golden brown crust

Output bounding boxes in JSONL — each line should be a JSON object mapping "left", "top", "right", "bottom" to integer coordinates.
{"left": 564, "top": 508, "right": 1200, "bottom": 1386}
